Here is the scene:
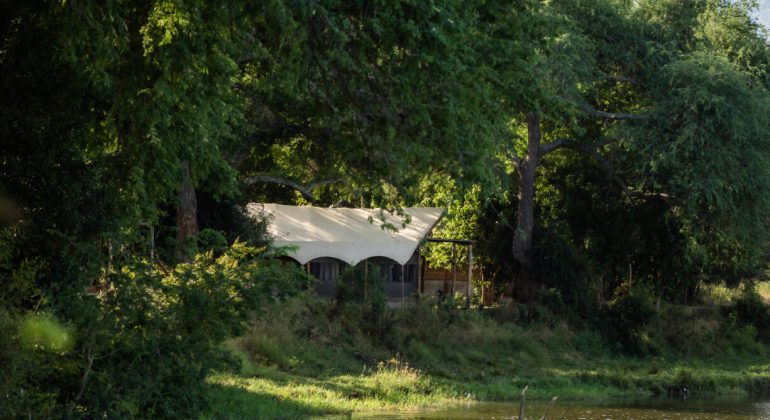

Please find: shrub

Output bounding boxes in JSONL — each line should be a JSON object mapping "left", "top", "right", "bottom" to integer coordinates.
{"left": 732, "top": 284, "right": 770, "bottom": 341}
{"left": 573, "top": 330, "right": 607, "bottom": 356}
{"left": 601, "top": 282, "right": 658, "bottom": 355}
{"left": 0, "top": 309, "right": 63, "bottom": 418}
{"left": 2, "top": 242, "right": 309, "bottom": 418}
{"left": 81, "top": 243, "right": 309, "bottom": 417}
{"left": 336, "top": 264, "right": 392, "bottom": 340}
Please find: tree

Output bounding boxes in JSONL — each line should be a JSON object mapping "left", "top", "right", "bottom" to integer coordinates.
{"left": 50, "top": 1, "right": 253, "bottom": 260}
{"left": 635, "top": 52, "right": 770, "bottom": 283}
{"left": 505, "top": 0, "right": 652, "bottom": 299}
{"left": 503, "top": 0, "right": 770, "bottom": 301}
{"left": 234, "top": 0, "right": 540, "bottom": 208}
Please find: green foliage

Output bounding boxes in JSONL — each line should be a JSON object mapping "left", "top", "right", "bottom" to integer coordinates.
{"left": 50, "top": 0, "right": 248, "bottom": 217}
{"left": 196, "top": 228, "right": 230, "bottom": 254}
{"left": 419, "top": 181, "right": 481, "bottom": 268}
{"left": 601, "top": 283, "right": 659, "bottom": 355}
{"left": 531, "top": 225, "right": 592, "bottom": 313}
{"left": 638, "top": 52, "right": 770, "bottom": 280}
{"left": 223, "top": 296, "right": 770, "bottom": 417}
{"left": 332, "top": 264, "right": 399, "bottom": 346}
{"left": 0, "top": 309, "right": 63, "bottom": 418}
{"left": 336, "top": 265, "right": 387, "bottom": 324}
{"left": 732, "top": 284, "right": 770, "bottom": 341}
{"left": 237, "top": 297, "right": 556, "bottom": 383}
{"left": 20, "top": 314, "right": 74, "bottom": 353}
{"left": 5, "top": 0, "right": 770, "bottom": 416}
{"left": 239, "top": 0, "right": 541, "bottom": 208}
{"left": 0, "top": 243, "right": 308, "bottom": 417}
{"left": 696, "top": 0, "right": 770, "bottom": 87}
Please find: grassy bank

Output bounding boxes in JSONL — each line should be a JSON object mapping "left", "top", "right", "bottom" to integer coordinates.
{"left": 204, "top": 294, "right": 770, "bottom": 418}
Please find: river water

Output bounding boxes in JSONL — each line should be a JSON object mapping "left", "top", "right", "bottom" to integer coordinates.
{"left": 352, "top": 397, "right": 770, "bottom": 419}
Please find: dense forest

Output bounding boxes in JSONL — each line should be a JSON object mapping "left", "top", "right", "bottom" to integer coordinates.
{"left": 4, "top": 0, "right": 770, "bottom": 417}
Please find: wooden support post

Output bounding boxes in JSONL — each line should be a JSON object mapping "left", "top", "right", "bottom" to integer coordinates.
{"left": 364, "top": 259, "right": 368, "bottom": 303}
{"left": 480, "top": 266, "right": 485, "bottom": 307}
{"left": 421, "top": 255, "right": 428, "bottom": 295}
{"left": 466, "top": 244, "right": 473, "bottom": 308}
{"left": 417, "top": 248, "right": 423, "bottom": 296}
{"left": 443, "top": 265, "right": 448, "bottom": 295}
{"left": 305, "top": 262, "right": 310, "bottom": 275}
{"left": 451, "top": 242, "right": 457, "bottom": 297}
{"left": 401, "top": 264, "right": 405, "bottom": 305}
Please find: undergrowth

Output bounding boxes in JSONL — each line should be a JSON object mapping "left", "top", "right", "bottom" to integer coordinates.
{"left": 206, "top": 286, "right": 770, "bottom": 418}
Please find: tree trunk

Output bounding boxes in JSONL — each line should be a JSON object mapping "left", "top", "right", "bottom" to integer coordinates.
{"left": 511, "top": 112, "right": 542, "bottom": 301}
{"left": 175, "top": 160, "right": 198, "bottom": 262}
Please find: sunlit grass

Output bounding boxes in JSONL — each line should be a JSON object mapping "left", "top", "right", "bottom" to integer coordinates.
{"left": 757, "top": 281, "right": 770, "bottom": 303}
{"left": 698, "top": 282, "right": 741, "bottom": 305}
{"left": 205, "top": 354, "right": 770, "bottom": 419}
{"left": 204, "top": 298, "right": 770, "bottom": 418}
{"left": 205, "top": 360, "right": 465, "bottom": 418}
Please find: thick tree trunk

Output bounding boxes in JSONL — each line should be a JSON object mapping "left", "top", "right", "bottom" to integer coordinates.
{"left": 175, "top": 160, "right": 198, "bottom": 262}
{"left": 511, "top": 112, "right": 542, "bottom": 301}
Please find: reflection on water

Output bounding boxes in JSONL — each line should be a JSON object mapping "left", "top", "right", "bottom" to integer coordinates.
{"left": 351, "top": 397, "right": 770, "bottom": 419}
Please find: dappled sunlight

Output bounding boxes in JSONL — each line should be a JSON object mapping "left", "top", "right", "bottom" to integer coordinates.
{"left": 6, "top": 1, "right": 770, "bottom": 417}
{"left": 206, "top": 360, "right": 465, "bottom": 417}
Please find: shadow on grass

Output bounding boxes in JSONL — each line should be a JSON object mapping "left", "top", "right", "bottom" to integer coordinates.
{"left": 240, "top": 364, "right": 380, "bottom": 401}
{"left": 204, "top": 380, "right": 348, "bottom": 419}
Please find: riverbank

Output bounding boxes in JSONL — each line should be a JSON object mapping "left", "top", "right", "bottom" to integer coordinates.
{"left": 204, "top": 296, "right": 770, "bottom": 418}
{"left": 205, "top": 355, "right": 770, "bottom": 418}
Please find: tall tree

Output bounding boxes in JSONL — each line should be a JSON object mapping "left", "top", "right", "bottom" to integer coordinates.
{"left": 234, "top": 0, "right": 540, "bottom": 208}
{"left": 505, "top": 0, "right": 652, "bottom": 298}
{"left": 505, "top": 0, "right": 770, "bottom": 300}
{"left": 49, "top": 1, "right": 253, "bottom": 259}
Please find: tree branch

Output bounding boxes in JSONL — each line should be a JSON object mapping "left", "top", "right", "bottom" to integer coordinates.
{"left": 539, "top": 138, "right": 670, "bottom": 199}
{"left": 242, "top": 175, "right": 337, "bottom": 201}
{"left": 573, "top": 144, "right": 636, "bottom": 196}
{"left": 568, "top": 144, "right": 670, "bottom": 199}
{"left": 539, "top": 137, "right": 618, "bottom": 157}
{"left": 580, "top": 103, "right": 651, "bottom": 121}
{"left": 539, "top": 138, "right": 575, "bottom": 156}
{"left": 557, "top": 95, "right": 651, "bottom": 120}
{"left": 602, "top": 75, "right": 640, "bottom": 85}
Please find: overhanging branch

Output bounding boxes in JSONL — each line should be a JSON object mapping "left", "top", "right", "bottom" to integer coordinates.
{"left": 242, "top": 175, "right": 337, "bottom": 201}
{"left": 539, "top": 138, "right": 575, "bottom": 156}
{"left": 580, "top": 103, "right": 651, "bottom": 121}
{"left": 539, "top": 137, "right": 617, "bottom": 157}
{"left": 603, "top": 75, "right": 640, "bottom": 85}
{"left": 539, "top": 139, "right": 670, "bottom": 199}
{"left": 568, "top": 144, "right": 670, "bottom": 199}
{"left": 557, "top": 95, "right": 651, "bottom": 121}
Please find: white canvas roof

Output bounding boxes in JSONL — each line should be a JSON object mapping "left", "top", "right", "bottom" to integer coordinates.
{"left": 249, "top": 203, "right": 444, "bottom": 265}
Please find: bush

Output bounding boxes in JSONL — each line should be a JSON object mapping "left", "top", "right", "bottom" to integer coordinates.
{"left": 601, "top": 282, "right": 658, "bottom": 355}
{"left": 0, "top": 309, "right": 63, "bottom": 418}
{"left": 732, "top": 284, "right": 770, "bottom": 341}
{"left": 335, "top": 264, "right": 392, "bottom": 339}
{"left": 84, "top": 243, "right": 308, "bottom": 416}
{"left": 337, "top": 264, "right": 386, "bottom": 316}
{"left": 1, "top": 242, "right": 309, "bottom": 418}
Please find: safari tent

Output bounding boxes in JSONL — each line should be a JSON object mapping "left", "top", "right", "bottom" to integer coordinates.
{"left": 250, "top": 203, "right": 474, "bottom": 302}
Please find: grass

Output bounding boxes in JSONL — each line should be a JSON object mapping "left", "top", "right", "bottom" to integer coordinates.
{"left": 757, "top": 281, "right": 770, "bottom": 303}
{"left": 203, "top": 294, "right": 770, "bottom": 418}
{"left": 205, "top": 359, "right": 465, "bottom": 418}
{"left": 205, "top": 354, "right": 770, "bottom": 418}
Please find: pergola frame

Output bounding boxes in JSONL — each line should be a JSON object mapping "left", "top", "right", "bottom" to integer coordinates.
{"left": 422, "top": 237, "right": 475, "bottom": 307}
